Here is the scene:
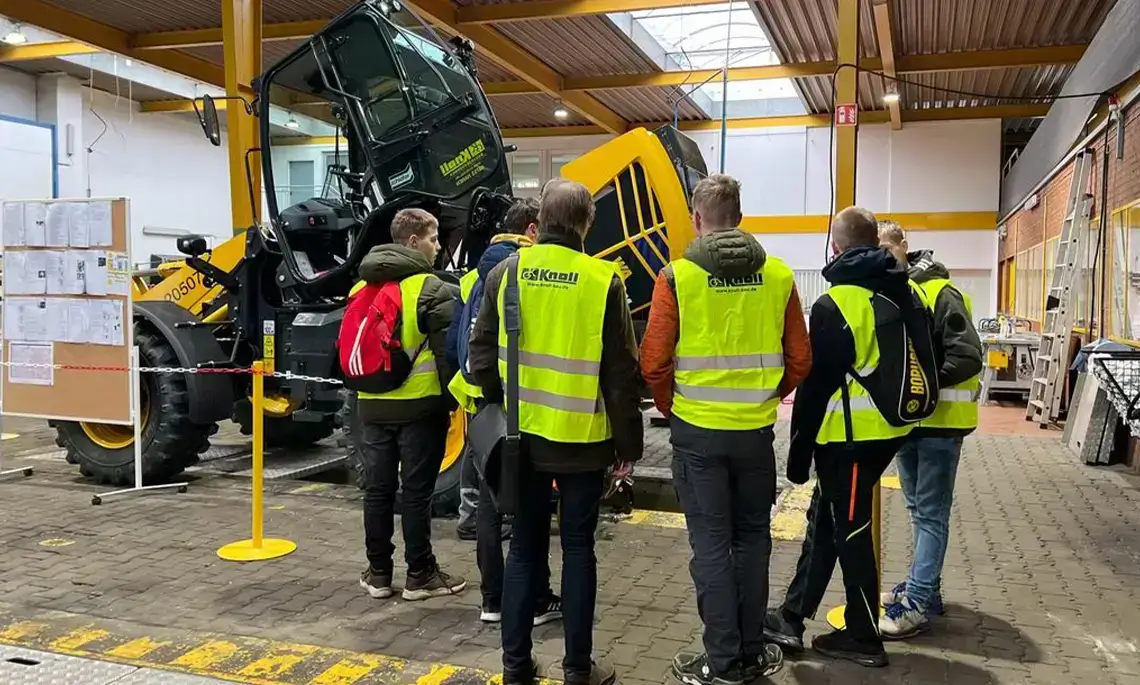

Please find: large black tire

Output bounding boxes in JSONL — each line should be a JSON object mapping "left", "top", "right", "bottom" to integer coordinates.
{"left": 339, "top": 389, "right": 465, "bottom": 516}
{"left": 54, "top": 326, "right": 214, "bottom": 486}
{"left": 234, "top": 401, "right": 336, "bottom": 448}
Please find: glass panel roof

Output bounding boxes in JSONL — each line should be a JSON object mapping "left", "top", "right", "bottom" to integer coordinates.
{"left": 622, "top": 3, "right": 803, "bottom": 107}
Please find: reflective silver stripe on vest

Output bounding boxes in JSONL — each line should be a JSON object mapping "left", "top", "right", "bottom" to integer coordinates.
{"left": 499, "top": 347, "right": 601, "bottom": 376}
{"left": 825, "top": 393, "right": 878, "bottom": 414}
{"left": 518, "top": 387, "right": 603, "bottom": 414}
{"left": 850, "top": 365, "right": 877, "bottom": 378}
{"left": 675, "top": 384, "right": 778, "bottom": 404}
{"left": 411, "top": 359, "right": 436, "bottom": 376}
{"left": 939, "top": 388, "right": 976, "bottom": 402}
{"left": 675, "top": 353, "right": 784, "bottom": 372}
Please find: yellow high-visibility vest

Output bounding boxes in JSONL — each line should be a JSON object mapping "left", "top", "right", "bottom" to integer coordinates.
{"left": 815, "top": 284, "right": 918, "bottom": 445}
{"left": 496, "top": 243, "right": 613, "bottom": 443}
{"left": 671, "top": 256, "right": 794, "bottom": 430}
{"left": 448, "top": 269, "right": 484, "bottom": 414}
{"left": 917, "top": 278, "right": 980, "bottom": 431}
{"left": 353, "top": 273, "right": 441, "bottom": 401}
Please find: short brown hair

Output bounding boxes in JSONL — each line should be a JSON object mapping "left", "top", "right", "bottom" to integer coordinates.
{"left": 692, "top": 174, "right": 743, "bottom": 230}
{"left": 878, "top": 220, "right": 905, "bottom": 247}
{"left": 499, "top": 198, "right": 540, "bottom": 236}
{"left": 390, "top": 208, "right": 438, "bottom": 245}
{"left": 538, "top": 179, "right": 595, "bottom": 238}
{"left": 832, "top": 206, "right": 879, "bottom": 250}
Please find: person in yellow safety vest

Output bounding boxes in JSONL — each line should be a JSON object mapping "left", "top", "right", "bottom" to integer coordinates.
{"left": 468, "top": 179, "right": 643, "bottom": 685}
{"left": 764, "top": 207, "right": 931, "bottom": 669}
{"left": 353, "top": 208, "right": 467, "bottom": 603}
{"left": 876, "top": 222, "right": 983, "bottom": 639}
{"left": 445, "top": 198, "right": 563, "bottom": 628}
{"left": 638, "top": 173, "right": 811, "bottom": 685}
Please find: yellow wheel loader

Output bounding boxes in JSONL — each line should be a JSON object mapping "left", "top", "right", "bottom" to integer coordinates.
{"left": 54, "top": 0, "right": 707, "bottom": 513}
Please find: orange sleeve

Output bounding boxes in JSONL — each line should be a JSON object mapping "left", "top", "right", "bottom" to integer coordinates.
{"left": 640, "top": 270, "right": 679, "bottom": 416}
{"left": 778, "top": 284, "right": 812, "bottom": 398}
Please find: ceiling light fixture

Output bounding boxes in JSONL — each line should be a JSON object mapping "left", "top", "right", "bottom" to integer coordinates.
{"left": 2, "top": 25, "right": 27, "bottom": 45}
{"left": 882, "top": 91, "right": 901, "bottom": 104}
{"left": 553, "top": 101, "right": 569, "bottom": 119}
{"left": 284, "top": 116, "right": 301, "bottom": 129}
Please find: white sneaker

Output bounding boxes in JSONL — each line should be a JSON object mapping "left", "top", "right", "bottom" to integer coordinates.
{"left": 879, "top": 597, "right": 930, "bottom": 640}
{"left": 881, "top": 580, "right": 907, "bottom": 607}
{"left": 480, "top": 604, "right": 502, "bottom": 623}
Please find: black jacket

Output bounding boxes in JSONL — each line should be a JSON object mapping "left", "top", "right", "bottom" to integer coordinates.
{"left": 356, "top": 244, "right": 458, "bottom": 423}
{"left": 787, "top": 246, "right": 914, "bottom": 483}
{"left": 907, "top": 250, "right": 984, "bottom": 437}
{"left": 468, "top": 233, "right": 644, "bottom": 474}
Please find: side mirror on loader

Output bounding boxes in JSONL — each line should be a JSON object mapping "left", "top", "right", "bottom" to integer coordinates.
{"left": 177, "top": 235, "right": 209, "bottom": 257}
{"left": 195, "top": 95, "right": 222, "bottom": 147}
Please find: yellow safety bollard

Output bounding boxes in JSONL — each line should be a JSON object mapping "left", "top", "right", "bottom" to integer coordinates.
{"left": 217, "top": 360, "right": 298, "bottom": 562}
{"left": 825, "top": 480, "right": 885, "bottom": 629}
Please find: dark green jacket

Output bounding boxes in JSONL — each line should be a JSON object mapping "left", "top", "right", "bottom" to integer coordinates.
{"left": 357, "top": 244, "right": 459, "bottom": 423}
{"left": 662, "top": 228, "right": 767, "bottom": 284}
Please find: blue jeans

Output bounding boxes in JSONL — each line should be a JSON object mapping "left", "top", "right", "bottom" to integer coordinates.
{"left": 896, "top": 436, "right": 963, "bottom": 608}
{"left": 501, "top": 462, "right": 604, "bottom": 679}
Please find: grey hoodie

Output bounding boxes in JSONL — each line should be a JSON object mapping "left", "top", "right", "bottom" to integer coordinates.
{"left": 356, "top": 244, "right": 459, "bottom": 422}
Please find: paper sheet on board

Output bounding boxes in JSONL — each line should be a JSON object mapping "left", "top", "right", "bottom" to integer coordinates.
{"left": 105, "top": 252, "right": 130, "bottom": 296}
{"left": 83, "top": 252, "right": 109, "bottom": 296}
{"left": 2, "top": 202, "right": 25, "bottom": 247}
{"left": 45, "top": 203, "right": 71, "bottom": 247}
{"left": 89, "top": 300, "right": 125, "bottom": 346}
{"left": 7, "top": 342, "right": 54, "bottom": 386}
{"left": 68, "top": 203, "right": 90, "bottom": 248}
{"left": 64, "top": 299, "right": 92, "bottom": 344}
{"left": 88, "top": 201, "right": 113, "bottom": 247}
{"left": 23, "top": 203, "right": 46, "bottom": 247}
{"left": 2, "top": 297, "right": 50, "bottom": 342}
{"left": 3, "top": 252, "right": 48, "bottom": 295}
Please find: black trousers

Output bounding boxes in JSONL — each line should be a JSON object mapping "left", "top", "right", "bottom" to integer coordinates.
{"left": 361, "top": 413, "right": 450, "bottom": 575}
{"left": 781, "top": 439, "right": 903, "bottom": 643}
{"left": 501, "top": 461, "right": 604, "bottom": 679}
{"left": 670, "top": 416, "right": 777, "bottom": 677}
{"left": 476, "top": 472, "right": 553, "bottom": 608}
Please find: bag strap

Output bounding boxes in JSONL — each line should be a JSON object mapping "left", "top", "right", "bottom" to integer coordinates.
{"left": 503, "top": 255, "right": 522, "bottom": 441}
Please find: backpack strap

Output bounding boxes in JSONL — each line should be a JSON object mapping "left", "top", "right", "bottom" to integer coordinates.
{"left": 503, "top": 255, "right": 521, "bottom": 442}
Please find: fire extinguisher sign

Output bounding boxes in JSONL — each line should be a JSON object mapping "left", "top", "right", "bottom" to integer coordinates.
{"left": 835, "top": 104, "right": 858, "bottom": 126}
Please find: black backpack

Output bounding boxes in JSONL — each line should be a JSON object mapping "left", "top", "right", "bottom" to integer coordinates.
{"left": 848, "top": 285, "right": 940, "bottom": 428}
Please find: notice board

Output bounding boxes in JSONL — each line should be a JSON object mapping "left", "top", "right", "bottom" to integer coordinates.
{"left": 0, "top": 197, "right": 133, "bottom": 424}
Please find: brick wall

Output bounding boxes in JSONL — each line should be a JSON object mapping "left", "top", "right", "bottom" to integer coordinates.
{"left": 998, "top": 100, "right": 1140, "bottom": 262}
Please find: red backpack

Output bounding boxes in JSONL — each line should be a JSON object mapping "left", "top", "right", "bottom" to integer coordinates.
{"left": 338, "top": 282, "right": 420, "bottom": 394}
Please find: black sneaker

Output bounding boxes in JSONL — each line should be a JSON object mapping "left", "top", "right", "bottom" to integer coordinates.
{"left": 480, "top": 601, "right": 502, "bottom": 623}
{"left": 564, "top": 660, "right": 616, "bottom": 685}
{"left": 503, "top": 655, "right": 540, "bottom": 685}
{"left": 534, "top": 593, "right": 563, "bottom": 626}
{"left": 358, "top": 567, "right": 393, "bottom": 599}
{"left": 402, "top": 565, "right": 467, "bottom": 601}
{"left": 811, "top": 630, "right": 888, "bottom": 668}
{"left": 762, "top": 608, "right": 804, "bottom": 653}
{"left": 670, "top": 652, "right": 743, "bottom": 685}
{"left": 741, "top": 644, "right": 784, "bottom": 680}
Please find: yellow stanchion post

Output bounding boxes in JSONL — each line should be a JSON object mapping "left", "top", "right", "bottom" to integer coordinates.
{"left": 825, "top": 480, "right": 885, "bottom": 630}
{"left": 217, "top": 360, "right": 297, "bottom": 561}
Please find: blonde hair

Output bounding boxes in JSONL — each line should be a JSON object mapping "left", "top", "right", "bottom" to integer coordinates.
{"left": 878, "top": 220, "right": 905, "bottom": 247}
{"left": 390, "top": 208, "right": 438, "bottom": 245}
{"left": 692, "top": 174, "right": 743, "bottom": 230}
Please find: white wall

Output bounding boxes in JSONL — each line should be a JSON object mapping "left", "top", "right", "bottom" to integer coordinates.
{"left": 83, "top": 90, "right": 233, "bottom": 262}
{"left": 0, "top": 66, "right": 36, "bottom": 120}
{"left": 0, "top": 119, "right": 54, "bottom": 204}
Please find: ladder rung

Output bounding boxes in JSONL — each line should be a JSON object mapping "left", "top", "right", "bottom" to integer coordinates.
{"left": 1038, "top": 355, "right": 1055, "bottom": 362}
{"left": 1032, "top": 377, "right": 1049, "bottom": 385}
{"left": 1029, "top": 399, "right": 1047, "bottom": 409}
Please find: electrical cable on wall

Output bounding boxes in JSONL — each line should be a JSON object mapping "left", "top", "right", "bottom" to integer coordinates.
{"left": 820, "top": 61, "right": 1120, "bottom": 261}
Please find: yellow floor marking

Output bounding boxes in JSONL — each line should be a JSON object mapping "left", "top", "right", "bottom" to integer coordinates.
{"left": 170, "top": 640, "right": 241, "bottom": 669}
{"left": 107, "top": 636, "right": 171, "bottom": 659}
{"left": 1, "top": 433, "right": 18, "bottom": 440}
{"left": 288, "top": 483, "right": 331, "bottom": 494}
{"left": 49, "top": 628, "right": 110, "bottom": 650}
{"left": 311, "top": 654, "right": 401, "bottom": 685}
{"left": 624, "top": 509, "right": 687, "bottom": 529}
{"left": 881, "top": 475, "right": 901, "bottom": 490}
{"left": 38, "top": 538, "right": 75, "bottom": 547}
{"left": 417, "top": 664, "right": 462, "bottom": 684}
{"left": 237, "top": 643, "right": 320, "bottom": 679}
{"left": 0, "top": 621, "right": 46, "bottom": 641}
{"left": 771, "top": 480, "right": 814, "bottom": 541}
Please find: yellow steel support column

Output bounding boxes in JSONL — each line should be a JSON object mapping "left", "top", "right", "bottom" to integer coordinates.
{"left": 222, "top": 0, "right": 263, "bottom": 234}
{"left": 835, "top": 0, "right": 859, "bottom": 212}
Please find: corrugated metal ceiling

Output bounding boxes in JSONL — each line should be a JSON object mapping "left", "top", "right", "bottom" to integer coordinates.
{"left": 489, "top": 93, "right": 590, "bottom": 128}
{"left": 494, "top": 17, "right": 659, "bottom": 77}
{"left": 589, "top": 87, "right": 707, "bottom": 123}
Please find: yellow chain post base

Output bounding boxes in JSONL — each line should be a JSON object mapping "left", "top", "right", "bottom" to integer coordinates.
{"left": 826, "top": 481, "right": 885, "bottom": 630}
{"left": 218, "top": 360, "right": 297, "bottom": 562}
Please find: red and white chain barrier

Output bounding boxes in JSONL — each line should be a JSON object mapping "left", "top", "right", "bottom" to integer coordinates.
{"left": 0, "top": 360, "right": 344, "bottom": 385}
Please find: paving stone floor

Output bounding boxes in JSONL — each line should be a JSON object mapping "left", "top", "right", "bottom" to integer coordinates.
{"left": 0, "top": 414, "right": 1138, "bottom": 684}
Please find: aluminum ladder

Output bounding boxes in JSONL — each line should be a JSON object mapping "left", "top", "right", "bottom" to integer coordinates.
{"left": 1026, "top": 148, "right": 1095, "bottom": 427}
